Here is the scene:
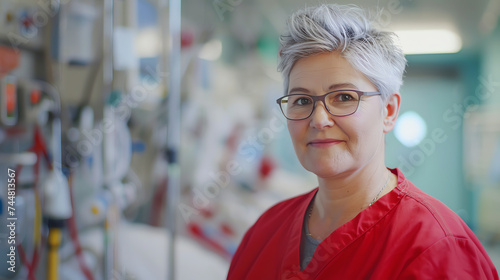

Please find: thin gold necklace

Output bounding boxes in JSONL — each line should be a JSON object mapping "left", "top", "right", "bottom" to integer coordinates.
{"left": 368, "top": 172, "right": 391, "bottom": 207}
{"left": 307, "top": 172, "right": 391, "bottom": 238}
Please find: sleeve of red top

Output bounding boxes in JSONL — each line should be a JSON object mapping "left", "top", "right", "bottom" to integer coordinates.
{"left": 398, "top": 236, "right": 499, "bottom": 280}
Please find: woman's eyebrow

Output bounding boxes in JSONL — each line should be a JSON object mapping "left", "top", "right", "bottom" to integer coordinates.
{"left": 327, "top": 82, "right": 359, "bottom": 91}
{"left": 288, "top": 87, "right": 311, "bottom": 94}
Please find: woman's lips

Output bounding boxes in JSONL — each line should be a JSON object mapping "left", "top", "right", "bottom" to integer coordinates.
{"left": 308, "top": 139, "right": 344, "bottom": 147}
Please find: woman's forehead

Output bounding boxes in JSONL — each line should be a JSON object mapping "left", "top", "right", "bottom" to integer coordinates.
{"left": 288, "top": 53, "right": 374, "bottom": 93}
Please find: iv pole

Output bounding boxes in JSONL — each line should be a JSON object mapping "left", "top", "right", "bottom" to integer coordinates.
{"left": 163, "top": 0, "right": 181, "bottom": 279}
{"left": 102, "top": 0, "right": 115, "bottom": 279}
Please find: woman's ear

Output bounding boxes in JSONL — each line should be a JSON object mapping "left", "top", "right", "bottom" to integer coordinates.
{"left": 383, "top": 92, "right": 401, "bottom": 133}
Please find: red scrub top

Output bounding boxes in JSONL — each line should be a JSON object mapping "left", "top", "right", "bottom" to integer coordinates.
{"left": 227, "top": 168, "right": 499, "bottom": 279}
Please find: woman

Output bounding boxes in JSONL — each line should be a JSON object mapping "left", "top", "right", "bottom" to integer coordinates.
{"left": 227, "top": 4, "right": 498, "bottom": 280}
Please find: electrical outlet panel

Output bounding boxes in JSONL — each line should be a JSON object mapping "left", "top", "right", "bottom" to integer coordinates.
{"left": 0, "top": 76, "right": 50, "bottom": 127}
{"left": 0, "top": 0, "right": 52, "bottom": 51}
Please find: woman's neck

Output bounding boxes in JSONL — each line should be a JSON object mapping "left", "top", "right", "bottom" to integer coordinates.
{"left": 309, "top": 162, "right": 395, "bottom": 239}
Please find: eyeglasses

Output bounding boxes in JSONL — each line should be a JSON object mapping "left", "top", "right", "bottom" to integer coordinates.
{"left": 276, "top": 89, "right": 381, "bottom": 120}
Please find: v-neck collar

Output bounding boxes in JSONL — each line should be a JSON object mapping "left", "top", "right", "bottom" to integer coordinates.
{"left": 281, "top": 168, "right": 409, "bottom": 278}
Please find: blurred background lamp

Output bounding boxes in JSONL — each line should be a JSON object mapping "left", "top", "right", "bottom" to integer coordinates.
{"left": 136, "top": 27, "right": 161, "bottom": 57}
{"left": 199, "top": 39, "right": 223, "bottom": 61}
{"left": 394, "top": 29, "right": 462, "bottom": 54}
{"left": 395, "top": 111, "right": 427, "bottom": 147}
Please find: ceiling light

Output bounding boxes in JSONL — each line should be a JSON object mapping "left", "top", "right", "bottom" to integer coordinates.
{"left": 394, "top": 29, "right": 462, "bottom": 54}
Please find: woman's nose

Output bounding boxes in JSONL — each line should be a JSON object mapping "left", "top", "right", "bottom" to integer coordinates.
{"left": 309, "top": 102, "right": 335, "bottom": 129}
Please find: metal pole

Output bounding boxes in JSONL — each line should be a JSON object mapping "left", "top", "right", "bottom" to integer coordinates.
{"left": 165, "top": 0, "right": 181, "bottom": 278}
{"left": 103, "top": 0, "right": 114, "bottom": 98}
{"left": 102, "top": 0, "right": 114, "bottom": 279}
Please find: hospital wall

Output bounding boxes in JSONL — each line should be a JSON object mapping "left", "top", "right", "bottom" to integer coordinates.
{"left": 383, "top": 24, "right": 500, "bottom": 235}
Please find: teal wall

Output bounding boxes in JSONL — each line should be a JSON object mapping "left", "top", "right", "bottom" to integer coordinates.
{"left": 481, "top": 27, "right": 500, "bottom": 107}
{"left": 386, "top": 26, "right": 500, "bottom": 229}
{"left": 385, "top": 67, "right": 467, "bottom": 215}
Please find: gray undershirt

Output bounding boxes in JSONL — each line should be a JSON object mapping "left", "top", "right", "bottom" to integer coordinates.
{"left": 300, "top": 205, "right": 321, "bottom": 271}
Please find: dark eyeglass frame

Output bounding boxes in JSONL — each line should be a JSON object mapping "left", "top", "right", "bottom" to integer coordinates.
{"left": 276, "top": 89, "right": 381, "bottom": 120}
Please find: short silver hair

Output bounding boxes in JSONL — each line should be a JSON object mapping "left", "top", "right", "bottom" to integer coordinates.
{"left": 278, "top": 4, "right": 407, "bottom": 100}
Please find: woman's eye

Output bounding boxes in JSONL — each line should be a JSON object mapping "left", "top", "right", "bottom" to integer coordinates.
{"left": 335, "top": 94, "right": 355, "bottom": 102}
{"left": 295, "top": 97, "right": 312, "bottom": 105}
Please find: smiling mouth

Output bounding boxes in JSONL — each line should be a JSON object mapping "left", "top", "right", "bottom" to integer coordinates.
{"left": 308, "top": 139, "right": 344, "bottom": 147}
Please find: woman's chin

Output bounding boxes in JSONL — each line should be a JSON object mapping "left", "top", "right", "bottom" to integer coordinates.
{"left": 304, "top": 162, "right": 351, "bottom": 178}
